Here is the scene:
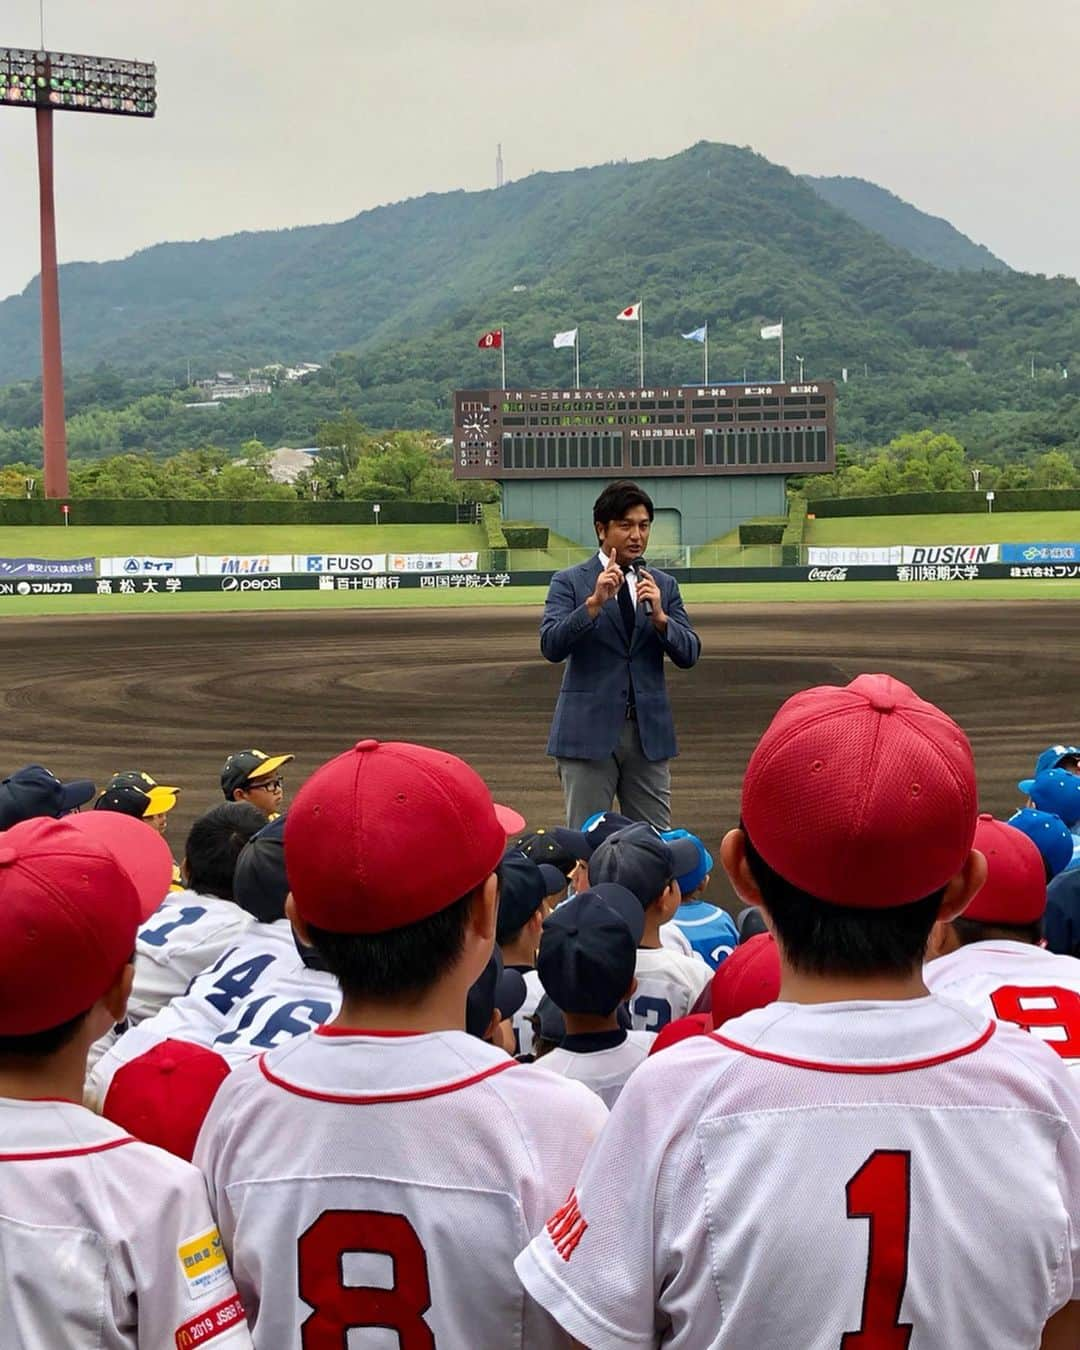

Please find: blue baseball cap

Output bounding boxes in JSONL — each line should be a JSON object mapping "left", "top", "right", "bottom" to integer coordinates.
{"left": 1006, "top": 808, "right": 1075, "bottom": 880}
{"left": 0, "top": 764, "right": 96, "bottom": 830}
{"left": 552, "top": 811, "right": 637, "bottom": 861}
{"left": 587, "top": 822, "right": 700, "bottom": 906}
{"left": 466, "top": 947, "right": 527, "bottom": 1039}
{"left": 537, "top": 884, "right": 644, "bottom": 1015}
{"left": 661, "top": 828, "right": 714, "bottom": 895}
{"left": 1018, "top": 769, "right": 1080, "bottom": 829}
{"left": 1030, "top": 745, "right": 1080, "bottom": 779}
{"left": 496, "top": 850, "right": 547, "bottom": 944}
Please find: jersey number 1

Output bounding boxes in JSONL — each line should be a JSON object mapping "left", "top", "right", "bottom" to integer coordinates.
{"left": 297, "top": 1210, "right": 433, "bottom": 1348}
{"left": 840, "top": 1151, "right": 913, "bottom": 1350}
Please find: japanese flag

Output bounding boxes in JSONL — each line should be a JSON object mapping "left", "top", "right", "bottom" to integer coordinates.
{"left": 477, "top": 329, "right": 503, "bottom": 350}
{"left": 616, "top": 303, "right": 641, "bottom": 322}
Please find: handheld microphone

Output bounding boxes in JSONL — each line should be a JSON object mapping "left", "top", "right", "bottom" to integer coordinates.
{"left": 629, "top": 558, "right": 652, "bottom": 615}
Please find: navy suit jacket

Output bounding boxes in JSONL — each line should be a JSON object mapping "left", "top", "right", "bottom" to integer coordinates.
{"left": 540, "top": 556, "right": 701, "bottom": 762}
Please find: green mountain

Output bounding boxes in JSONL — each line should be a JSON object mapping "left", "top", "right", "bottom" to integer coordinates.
{"left": 803, "top": 175, "right": 1011, "bottom": 274}
{"left": 0, "top": 142, "right": 1075, "bottom": 459}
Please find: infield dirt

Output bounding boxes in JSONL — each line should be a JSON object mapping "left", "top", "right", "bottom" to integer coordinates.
{"left": 0, "top": 600, "right": 1064, "bottom": 910}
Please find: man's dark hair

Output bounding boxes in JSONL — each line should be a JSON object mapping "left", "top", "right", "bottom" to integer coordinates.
{"left": 742, "top": 830, "right": 945, "bottom": 977}
{"left": 0, "top": 1006, "right": 92, "bottom": 1059}
{"left": 307, "top": 889, "right": 477, "bottom": 1002}
{"left": 593, "top": 480, "right": 655, "bottom": 529}
{"left": 951, "top": 916, "right": 1043, "bottom": 948}
{"left": 185, "top": 802, "right": 267, "bottom": 901}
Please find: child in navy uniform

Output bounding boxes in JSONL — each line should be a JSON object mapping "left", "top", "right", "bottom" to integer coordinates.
{"left": 531, "top": 884, "right": 655, "bottom": 1105}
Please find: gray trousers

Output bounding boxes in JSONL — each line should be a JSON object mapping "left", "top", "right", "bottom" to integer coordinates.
{"left": 556, "top": 718, "right": 672, "bottom": 830}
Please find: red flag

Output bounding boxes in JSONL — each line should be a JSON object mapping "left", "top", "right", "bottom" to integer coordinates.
{"left": 477, "top": 329, "right": 503, "bottom": 350}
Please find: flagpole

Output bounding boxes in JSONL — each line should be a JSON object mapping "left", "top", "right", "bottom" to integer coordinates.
{"left": 501, "top": 327, "right": 506, "bottom": 390}
{"left": 638, "top": 300, "right": 645, "bottom": 387}
{"left": 704, "top": 322, "right": 709, "bottom": 386}
{"left": 574, "top": 335, "right": 580, "bottom": 389}
{"left": 779, "top": 318, "right": 784, "bottom": 383}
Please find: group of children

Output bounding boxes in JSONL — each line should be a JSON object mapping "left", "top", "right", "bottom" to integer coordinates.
{"left": 3, "top": 692, "right": 1080, "bottom": 1345}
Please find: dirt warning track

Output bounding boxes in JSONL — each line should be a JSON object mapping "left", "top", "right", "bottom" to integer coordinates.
{"left": 0, "top": 600, "right": 1065, "bottom": 907}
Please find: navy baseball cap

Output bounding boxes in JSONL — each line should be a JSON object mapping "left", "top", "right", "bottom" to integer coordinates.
{"left": 587, "top": 822, "right": 700, "bottom": 906}
{"left": 1007, "top": 808, "right": 1075, "bottom": 880}
{"left": 514, "top": 829, "right": 578, "bottom": 877}
{"left": 0, "top": 764, "right": 96, "bottom": 829}
{"left": 553, "top": 811, "right": 637, "bottom": 861}
{"left": 736, "top": 906, "right": 769, "bottom": 942}
{"left": 1031, "top": 745, "right": 1080, "bottom": 779}
{"left": 531, "top": 994, "right": 567, "bottom": 1046}
{"left": 537, "top": 884, "right": 644, "bottom": 1016}
{"left": 496, "top": 850, "right": 547, "bottom": 943}
{"left": 466, "top": 947, "right": 527, "bottom": 1039}
{"left": 537, "top": 863, "right": 567, "bottom": 896}
{"left": 1018, "top": 769, "right": 1080, "bottom": 829}
{"left": 234, "top": 814, "right": 289, "bottom": 923}
{"left": 661, "top": 828, "right": 714, "bottom": 895}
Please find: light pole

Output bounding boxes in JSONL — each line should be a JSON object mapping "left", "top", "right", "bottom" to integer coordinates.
{"left": 794, "top": 354, "right": 805, "bottom": 382}
{"left": 971, "top": 468, "right": 981, "bottom": 491}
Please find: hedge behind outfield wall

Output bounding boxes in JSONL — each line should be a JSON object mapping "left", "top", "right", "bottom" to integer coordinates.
{"left": 738, "top": 517, "right": 786, "bottom": 546}
{"left": 0, "top": 500, "right": 458, "bottom": 526}
{"left": 781, "top": 499, "right": 808, "bottom": 566}
{"left": 811, "top": 490, "right": 1080, "bottom": 518}
{"left": 502, "top": 525, "right": 550, "bottom": 549}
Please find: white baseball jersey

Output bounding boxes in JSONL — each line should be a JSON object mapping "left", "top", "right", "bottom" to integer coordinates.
{"left": 659, "top": 920, "right": 696, "bottom": 959}
{"left": 536, "top": 1029, "right": 656, "bottom": 1106}
{"left": 130, "top": 889, "right": 257, "bottom": 1025}
{"left": 210, "top": 964, "right": 339, "bottom": 1065}
{"left": 0, "top": 1097, "right": 252, "bottom": 1349}
{"left": 516, "top": 996, "right": 1080, "bottom": 1349}
{"left": 631, "top": 946, "right": 711, "bottom": 1032}
{"left": 925, "top": 940, "right": 1080, "bottom": 1069}
{"left": 195, "top": 1027, "right": 607, "bottom": 1347}
{"left": 87, "top": 920, "right": 300, "bottom": 1112}
{"left": 510, "top": 966, "right": 543, "bottom": 1058}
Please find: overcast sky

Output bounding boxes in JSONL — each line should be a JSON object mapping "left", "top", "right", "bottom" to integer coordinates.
{"left": 1, "top": 0, "right": 1077, "bottom": 303}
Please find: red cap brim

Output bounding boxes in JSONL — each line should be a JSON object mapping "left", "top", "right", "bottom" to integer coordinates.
{"left": 62, "top": 812, "right": 174, "bottom": 920}
{"left": 494, "top": 802, "right": 526, "bottom": 837}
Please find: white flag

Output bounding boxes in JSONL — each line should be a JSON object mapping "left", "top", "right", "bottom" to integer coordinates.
{"left": 616, "top": 302, "right": 641, "bottom": 321}
{"left": 760, "top": 322, "right": 783, "bottom": 340}
{"left": 553, "top": 328, "right": 578, "bottom": 349}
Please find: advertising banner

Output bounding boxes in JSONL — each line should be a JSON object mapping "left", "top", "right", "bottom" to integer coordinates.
{"left": 807, "top": 546, "right": 902, "bottom": 566}
{"left": 0, "top": 556, "right": 94, "bottom": 578}
{"left": 99, "top": 555, "right": 200, "bottom": 578}
{"left": 899, "top": 544, "right": 999, "bottom": 565}
{"left": 1001, "top": 543, "right": 1080, "bottom": 564}
{"left": 198, "top": 554, "right": 294, "bottom": 575}
{"left": 388, "top": 552, "right": 480, "bottom": 572}
{"left": 294, "top": 554, "right": 387, "bottom": 574}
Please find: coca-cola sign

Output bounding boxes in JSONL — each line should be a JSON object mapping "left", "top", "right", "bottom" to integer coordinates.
{"left": 807, "top": 567, "right": 849, "bottom": 581}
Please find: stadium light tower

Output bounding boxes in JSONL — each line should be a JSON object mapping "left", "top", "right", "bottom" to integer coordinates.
{"left": 1, "top": 46, "right": 156, "bottom": 497}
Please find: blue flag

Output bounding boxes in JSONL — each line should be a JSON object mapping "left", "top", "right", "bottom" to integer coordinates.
{"left": 681, "top": 325, "right": 707, "bottom": 343}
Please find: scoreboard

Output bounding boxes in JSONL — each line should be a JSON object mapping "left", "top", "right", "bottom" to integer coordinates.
{"left": 453, "top": 382, "right": 836, "bottom": 480}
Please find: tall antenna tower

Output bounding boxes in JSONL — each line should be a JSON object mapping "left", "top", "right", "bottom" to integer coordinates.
{"left": 496, "top": 142, "right": 504, "bottom": 189}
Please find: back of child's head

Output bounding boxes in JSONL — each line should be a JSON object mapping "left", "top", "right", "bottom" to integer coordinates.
{"left": 185, "top": 801, "right": 267, "bottom": 900}
{"left": 233, "top": 813, "right": 290, "bottom": 923}
{"left": 949, "top": 814, "right": 1045, "bottom": 948}
{"left": 537, "top": 885, "right": 643, "bottom": 1016}
{"left": 661, "top": 828, "right": 713, "bottom": 900}
{"left": 587, "top": 824, "right": 699, "bottom": 911}
{"left": 495, "top": 850, "right": 547, "bottom": 946}
{"left": 736, "top": 673, "right": 980, "bottom": 979}
{"left": 284, "top": 739, "right": 523, "bottom": 1003}
{"left": 1006, "top": 807, "right": 1073, "bottom": 883}
{"left": 466, "top": 948, "right": 527, "bottom": 1043}
{"left": 0, "top": 814, "right": 171, "bottom": 1056}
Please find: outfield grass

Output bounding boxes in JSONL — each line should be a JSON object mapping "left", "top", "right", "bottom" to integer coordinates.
{"left": 4, "top": 578, "right": 1080, "bottom": 618}
{"left": 0, "top": 523, "right": 487, "bottom": 556}
{"left": 805, "top": 511, "right": 1080, "bottom": 547}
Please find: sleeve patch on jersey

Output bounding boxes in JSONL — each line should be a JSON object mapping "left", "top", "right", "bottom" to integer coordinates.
{"left": 546, "top": 1188, "right": 588, "bottom": 1262}
{"left": 177, "top": 1227, "right": 231, "bottom": 1301}
{"left": 174, "top": 1293, "right": 246, "bottom": 1347}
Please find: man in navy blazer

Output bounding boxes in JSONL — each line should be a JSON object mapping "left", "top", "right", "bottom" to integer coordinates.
{"left": 540, "top": 480, "right": 701, "bottom": 830}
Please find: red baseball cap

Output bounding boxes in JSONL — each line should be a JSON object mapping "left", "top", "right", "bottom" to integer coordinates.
{"left": 742, "top": 673, "right": 978, "bottom": 909}
{"left": 0, "top": 817, "right": 142, "bottom": 1035}
{"left": 962, "top": 814, "right": 1046, "bottom": 926}
{"left": 61, "top": 811, "right": 174, "bottom": 920}
{"left": 710, "top": 933, "right": 782, "bottom": 1028}
{"left": 285, "top": 739, "right": 526, "bottom": 934}
{"left": 103, "top": 1040, "right": 231, "bottom": 1161}
{"left": 648, "top": 1013, "right": 712, "bottom": 1055}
